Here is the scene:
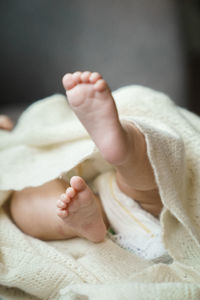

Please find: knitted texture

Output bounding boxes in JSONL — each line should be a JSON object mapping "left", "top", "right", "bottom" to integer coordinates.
{"left": 0, "top": 86, "right": 200, "bottom": 299}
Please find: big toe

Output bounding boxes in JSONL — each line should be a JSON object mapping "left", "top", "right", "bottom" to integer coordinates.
{"left": 70, "top": 176, "right": 87, "bottom": 192}
{"left": 62, "top": 73, "right": 76, "bottom": 90}
{"left": 94, "top": 79, "right": 108, "bottom": 92}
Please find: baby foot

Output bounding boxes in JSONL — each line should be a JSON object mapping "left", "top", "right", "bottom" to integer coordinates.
{"left": 56, "top": 176, "right": 107, "bottom": 242}
{"left": 62, "top": 71, "right": 129, "bottom": 165}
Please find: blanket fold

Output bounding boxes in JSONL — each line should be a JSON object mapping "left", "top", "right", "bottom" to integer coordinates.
{"left": 60, "top": 282, "right": 200, "bottom": 300}
{"left": 0, "top": 86, "right": 200, "bottom": 299}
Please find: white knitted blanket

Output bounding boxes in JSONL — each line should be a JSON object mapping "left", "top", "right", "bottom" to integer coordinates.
{"left": 0, "top": 86, "right": 200, "bottom": 300}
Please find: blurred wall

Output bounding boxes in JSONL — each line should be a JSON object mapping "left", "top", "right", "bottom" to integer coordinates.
{"left": 180, "top": 0, "right": 200, "bottom": 115}
{"left": 0, "top": 0, "right": 194, "bottom": 113}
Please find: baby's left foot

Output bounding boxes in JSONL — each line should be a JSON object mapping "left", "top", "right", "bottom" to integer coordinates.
{"left": 0, "top": 115, "right": 13, "bottom": 131}
{"left": 56, "top": 176, "right": 107, "bottom": 242}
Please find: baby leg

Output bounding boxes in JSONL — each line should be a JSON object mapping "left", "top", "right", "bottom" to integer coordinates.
{"left": 9, "top": 178, "right": 107, "bottom": 242}
{"left": 63, "top": 71, "right": 163, "bottom": 217}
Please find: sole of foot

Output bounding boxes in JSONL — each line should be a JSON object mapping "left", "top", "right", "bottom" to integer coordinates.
{"left": 57, "top": 176, "right": 107, "bottom": 242}
{"left": 62, "top": 71, "right": 130, "bottom": 165}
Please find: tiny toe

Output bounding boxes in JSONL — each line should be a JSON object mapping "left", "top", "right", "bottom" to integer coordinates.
{"left": 89, "top": 72, "right": 102, "bottom": 83}
{"left": 57, "top": 208, "right": 69, "bottom": 218}
{"left": 94, "top": 79, "right": 108, "bottom": 92}
{"left": 70, "top": 176, "right": 86, "bottom": 192}
{"left": 66, "top": 187, "right": 76, "bottom": 198}
{"left": 72, "top": 71, "right": 82, "bottom": 84}
{"left": 60, "top": 193, "right": 67, "bottom": 201}
{"left": 57, "top": 199, "right": 67, "bottom": 209}
{"left": 62, "top": 73, "right": 76, "bottom": 90}
{"left": 65, "top": 194, "right": 72, "bottom": 204}
{"left": 81, "top": 71, "right": 91, "bottom": 83}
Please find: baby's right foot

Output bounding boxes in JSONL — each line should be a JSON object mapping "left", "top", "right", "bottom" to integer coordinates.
{"left": 62, "top": 71, "right": 130, "bottom": 165}
{"left": 56, "top": 176, "right": 107, "bottom": 242}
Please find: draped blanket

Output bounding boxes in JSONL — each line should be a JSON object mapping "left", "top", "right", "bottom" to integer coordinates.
{"left": 0, "top": 86, "right": 200, "bottom": 300}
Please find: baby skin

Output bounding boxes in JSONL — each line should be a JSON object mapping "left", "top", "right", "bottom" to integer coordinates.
{"left": 0, "top": 115, "right": 13, "bottom": 131}
{"left": 9, "top": 71, "right": 163, "bottom": 243}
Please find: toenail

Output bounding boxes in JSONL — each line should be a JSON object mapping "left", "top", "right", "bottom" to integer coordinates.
{"left": 63, "top": 73, "right": 72, "bottom": 80}
{"left": 61, "top": 194, "right": 66, "bottom": 200}
{"left": 73, "top": 71, "right": 81, "bottom": 76}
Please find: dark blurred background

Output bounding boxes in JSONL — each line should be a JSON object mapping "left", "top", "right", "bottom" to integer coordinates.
{"left": 0, "top": 0, "right": 200, "bottom": 122}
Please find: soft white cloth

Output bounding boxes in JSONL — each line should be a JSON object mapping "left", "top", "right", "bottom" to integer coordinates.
{"left": 0, "top": 85, "right": 200, "bottom": 300}
{"left": 93, "top": 171, "right": 169, "bottom": 262}
{"left": 60, "top": 282, "right": 200, "bottom": 300}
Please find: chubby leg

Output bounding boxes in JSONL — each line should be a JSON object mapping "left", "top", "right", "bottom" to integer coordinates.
{"left": 63, "top": 71, "right": 163, "bottom": 217}
{"left": 10, "top": 178, "right": 107, "bottom": 242}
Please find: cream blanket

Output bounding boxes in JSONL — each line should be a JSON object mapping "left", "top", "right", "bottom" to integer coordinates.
{"left": 0, "top": 86, "right": 200, "bottom": 299}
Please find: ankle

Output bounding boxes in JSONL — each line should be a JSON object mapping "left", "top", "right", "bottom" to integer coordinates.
{"left": 101, "top": 128, "right": 130, "bottom": 165}
{"left": 122, "top": 121, "right": 146, "bottom": 162}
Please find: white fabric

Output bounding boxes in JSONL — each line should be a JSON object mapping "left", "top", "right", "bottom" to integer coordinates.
{"left": 60, "top": 282, "right": 200, "bottom": 300}
{"left": 0, "top": 86, "right": 200, "bottom": 299}
{"left": 93, "top": 171, "right": 169, "bottom": 262}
